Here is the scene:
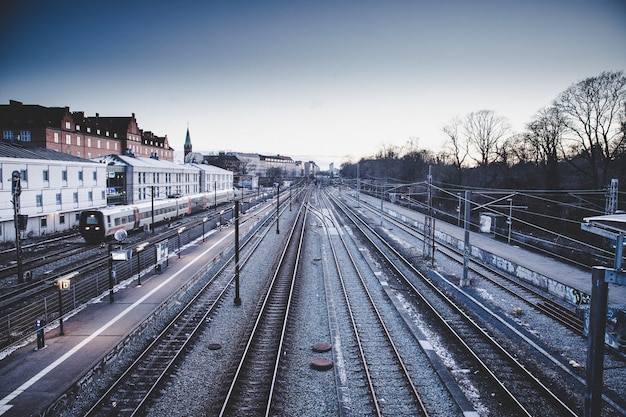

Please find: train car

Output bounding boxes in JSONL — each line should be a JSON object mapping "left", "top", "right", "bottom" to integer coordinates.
{"left": 79, "top": 205, "right": 139, "bottom": 242}
{"left": 79, "top": 189, "right": 234, "bottom": 242}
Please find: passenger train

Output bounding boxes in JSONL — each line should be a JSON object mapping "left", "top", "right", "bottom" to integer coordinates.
{"left": 79, "top": 189, "right": 234, "bottom": 242}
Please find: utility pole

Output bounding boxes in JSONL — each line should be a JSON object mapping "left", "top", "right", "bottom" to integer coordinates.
{"left": 461, "top": 190, "right": 471, "bottom": 287}
{"left": 11, "top": 170, "right": 24, "bottom": 283}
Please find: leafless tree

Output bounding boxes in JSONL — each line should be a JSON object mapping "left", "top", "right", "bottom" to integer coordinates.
{"left": 442, "top": 116, "right": 469, "bottom": 172}
{"left": 525, "top": 106, "right": 567, "bottom": 188}
{"left": 464, "top": 109, "right": 510, "bottom": 166}
{"left": 555, "top": 70, "right": 626, "bottom": 187}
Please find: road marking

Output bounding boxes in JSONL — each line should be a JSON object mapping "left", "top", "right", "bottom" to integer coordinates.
{"left": 0, "top": 230, "right": 233, "bottom": 415}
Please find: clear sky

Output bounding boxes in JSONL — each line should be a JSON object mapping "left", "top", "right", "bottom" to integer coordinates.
{"left": 1, "top": 1, "right": 625, "bottom": 170}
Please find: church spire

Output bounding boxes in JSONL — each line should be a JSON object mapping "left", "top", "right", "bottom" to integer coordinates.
{"left": 184, "top": 124, "right": 192, "bottom": 157}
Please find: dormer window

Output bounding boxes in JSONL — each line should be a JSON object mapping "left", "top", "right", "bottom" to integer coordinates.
{"left": 65, "top": 121, "right": 71, "bottom": 129}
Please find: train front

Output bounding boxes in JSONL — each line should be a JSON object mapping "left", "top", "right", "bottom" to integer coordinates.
{"left": 79, "top": 211, "right": 106, "bottom": 242}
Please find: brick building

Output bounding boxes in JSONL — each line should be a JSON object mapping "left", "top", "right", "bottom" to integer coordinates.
{"left": 0, "top": 100, "right": 174, "bottom": 162}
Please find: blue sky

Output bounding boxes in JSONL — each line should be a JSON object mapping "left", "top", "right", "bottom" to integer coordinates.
{"left": 1, "top": 0, "right": 625, "bottom": 170}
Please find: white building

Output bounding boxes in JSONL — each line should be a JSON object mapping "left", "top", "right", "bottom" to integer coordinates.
{"left": 190, "top": 163, "right": 234, "bottom": 194}
{"left": 0, "top": 144, "right": 108, "bottom": 242}
{"left": 94, "top": 154, "right": 203, "bottom": 205}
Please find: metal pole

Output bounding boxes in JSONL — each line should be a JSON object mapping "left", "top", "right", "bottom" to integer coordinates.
{"left": 136, "top": 249, "right": 142, "bottom": 287}
{"left": 507, "top": 198, "right": 512, "bottom": 244}
{"left": 457, "top": 193, "right": 461, "bottom": 227}
{"left": 151, "top": 185, "right": 155, "bottom": 234}
{"left": 461, "top": 191, "right": 471, "bottom": 287}
{"left": 214, "top": 181, "right": 217, "bottom": 208}
{"left": 234, "top": 200, "right": 241, "bottom": 306}
{"left": 58, "top": 285, "right": 64, "bottom": 336}
{"left": 108, "top": 243, "right": 114, "bottom": 303}
{"left": 12, "top": 170, "right": 24, "bottom": 283}
{"left": 584, "top": 267, "right": 609, "bottom": 417}
{"left": 276, "top": 184, "right": 280, "bottom": 234}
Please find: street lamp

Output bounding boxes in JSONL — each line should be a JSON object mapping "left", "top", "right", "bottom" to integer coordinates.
{"left": 136, "top": 243, "right": 147, "bottom": 287}
{"left": 177, "top": 227, "right": 185, "bottom": 258}
{"left": 108, "top": 229, "right": 128, "bottom": 303}
{"left": 55, "top": 271, "right": 78, "bottom": 336}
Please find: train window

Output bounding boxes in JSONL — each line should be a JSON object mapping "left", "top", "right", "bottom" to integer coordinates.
{"left": 85, "top": 216, "right": 98, "bottom": 225}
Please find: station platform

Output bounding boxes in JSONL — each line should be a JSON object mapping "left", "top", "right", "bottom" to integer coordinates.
{"left": 0, "top": 218, "right": 249, "bottom": 417}
{"left": 350, "top": 192, "right": 626, "bottom": 307}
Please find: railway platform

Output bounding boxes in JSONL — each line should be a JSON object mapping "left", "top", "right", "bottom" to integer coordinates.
{"left": 0, "top": 221, "right": 244, "bottom": 417}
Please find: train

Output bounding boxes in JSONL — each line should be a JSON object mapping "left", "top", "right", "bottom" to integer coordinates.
{"left": 79, "top": 189, "right": 234, "bottom": 242}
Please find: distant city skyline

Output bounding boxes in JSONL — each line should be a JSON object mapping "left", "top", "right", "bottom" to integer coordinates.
{"left": 1, "top": 0, "right": 625, "bottom": 170}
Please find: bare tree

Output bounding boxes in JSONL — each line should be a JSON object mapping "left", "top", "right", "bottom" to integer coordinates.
{"left": 442, "top": 116, "right": 469, "bottom": 175}
{"left": 555, "top": 70, "right": 626, "bottom": 187}
{"left": 525, "top": 106, "right": 567, "bottom": 188}
{"left": 465, "top": 109, "right": 510, "bottom": 166}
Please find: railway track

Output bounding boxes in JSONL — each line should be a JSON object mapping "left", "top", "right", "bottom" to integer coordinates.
{"left": 329, "top": 190, "right": 581, "bottom": 416}
{"left": 316, "top": 191, "right": 430, "bottom": 416}
{"left": 84, "top": 200, "right": 283, "bottom": 417}
{"left": 216, "top": 191, "right": 309, "bottom": 416}
{"left": 346, "top": 192, "right": 587, "bottom": 335}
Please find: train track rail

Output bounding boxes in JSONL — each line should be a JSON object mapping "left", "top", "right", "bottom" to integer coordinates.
{"left": 347, "top": 193, "right": 588, "bottom": 335}
{"left": 216, "top": 191, "right": 309, "bottom": 417}
{"left": 329, "top": 191, "right": 581, "bottom": 416}
{"left": 83, "top": 200, "right": 283, "bottom": 417}
{"left": 317, "top": 191, "right": 430, "bottom": 416}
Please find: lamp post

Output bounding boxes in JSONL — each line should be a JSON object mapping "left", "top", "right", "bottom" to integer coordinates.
{"left": 276, "top": 184, "right": 280, "bottom": 234}
{"left": 136, "top": 243, "right": 147, "bottom": 287}
{"left": 202, "top": 217, "right": 208, "bottom": 242}
{"left": 55, "top": 271, "right": 77, "bottom": 336}
{"left": 177, "top": 227, "right": 185, "bottom": 258}
{"left": 108, "top": 229, "right": 128, "bottom": 302}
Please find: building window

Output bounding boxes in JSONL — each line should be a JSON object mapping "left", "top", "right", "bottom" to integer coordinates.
{"left": 101, "top": 190, "right": 105, "bottom": 200}
{"left": 41, "top": 217, "right": 47, "bottom": 228}
{"left": 43, "top": 170, "right": 49, "bottom": 181}
{"left": 93, "top": 171, "right": 97, "bottom": 181}
{"left": 62, "top": 170, "right": 67, "bottom": 181}
{"left": 88, "top": 191, "right": 93, "bottom": 201}
{"left": 19, "top": 131, "right": 31, "bottom": 141}
{"left": 87, "top": 137, "right": 91, "bottom": 147}
{"left": 73, "top": 192, "right": 78, "bottom": 203}
{"left": 59, "top": 214, "right": 65, "bottom": 225}
{"left": 87, "top": 127, "right": 91, "bottom": 133}
{"left": 54, "top": 132, "right": 59, "bottom": 143}
{"left": 65, "top": 121, "right": 71, "bottom": 129}
{"left": 78, "top": 171, "right": 83, "bottom": 181}
{"left": 56, "top": 193, "right": 62, "bottom": 204}
{"left": 75, "top": 124, "right": 80, "bottom": 131}
{"left": 36, "top": 195, "right": 43, "bottom": 207}
{"left": 66, "top": 134, "right": 71, "bottom": 145}
{"left": 97, "top": 140, "right": 101, "bottom": 149}
{"left": 76, "top": 136, "right": 81, "bottom": 146}
{"left": 20, "top": 170, "right": 27, "bottom": 181}
{"left": 3, "top": 130, "right": 14, "bottom": 140}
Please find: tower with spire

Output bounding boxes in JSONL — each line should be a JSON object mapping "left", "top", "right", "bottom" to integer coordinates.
{"left": 184, "top": 124, "right": 192, "bottom": 158}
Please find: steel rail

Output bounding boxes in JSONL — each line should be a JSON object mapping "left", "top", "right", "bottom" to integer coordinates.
{"left": 330, "top": 190, "right": 579, "bottom": 417}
